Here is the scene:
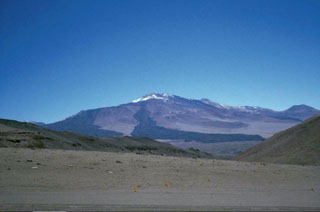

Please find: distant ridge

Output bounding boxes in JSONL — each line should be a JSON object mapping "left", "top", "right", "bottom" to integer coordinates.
{"left": 44, "top": 93, "right": 320, "bottom": 139}
{"left": 40, "top": 93, "right": 320, "bottom": 156}
{"left": 235, "top": 115, "right": 320, "bottom": 165}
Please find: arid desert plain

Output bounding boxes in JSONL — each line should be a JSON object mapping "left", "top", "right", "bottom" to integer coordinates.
{"left": 1, "top": 148, "right": 320, "bottom": 211}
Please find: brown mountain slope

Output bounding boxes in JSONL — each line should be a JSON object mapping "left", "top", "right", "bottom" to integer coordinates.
{"left": 235, "top": 115, "right": 320, "bottom": 165}
{"left": 0, "top": 119, "right": 213, "bottom": 158}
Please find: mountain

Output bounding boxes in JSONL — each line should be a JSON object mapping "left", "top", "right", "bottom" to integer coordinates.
{"left": 45, "top": 93, "right": 319, "bottom": 138}
{"left": 235, "top": 115, "right": 320, "bottom": 165}
{"left": 0, "top": 119, "right": 214, "bottom": 158}
{"left": 282, "top": 105, "right": 320, "bottom": 121}
{"left": 43, "top": 93, "right": 320, "bottom": 156}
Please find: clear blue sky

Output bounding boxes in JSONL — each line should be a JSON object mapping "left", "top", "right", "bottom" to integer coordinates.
{"left": 1, "top": 0, "right": 319, "bottom": 123}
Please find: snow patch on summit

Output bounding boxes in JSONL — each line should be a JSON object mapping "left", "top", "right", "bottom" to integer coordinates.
{"left": 200, "top": 99, "right": 232, "bottom": 109}
{"left": 132, "top": 93, "right": 170, "bottom": 103}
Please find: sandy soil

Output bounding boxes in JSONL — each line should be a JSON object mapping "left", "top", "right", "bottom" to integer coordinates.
{"left": 1, "top": 148, "right": 320, "bottom": 211}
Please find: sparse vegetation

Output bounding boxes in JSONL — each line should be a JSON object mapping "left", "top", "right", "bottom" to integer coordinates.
{"left": 72, "top": 143, "right": 81, "bottom": 147}
{"left": 168, "top": 148, "right": 186, "bottom": 154}
{"left": 125, "top": 146, "right": 158, "bottom": 152}
{"left": 27, "top": 140, "right": 45, "bottom": 149}
{"left": 33, "top": 135, "right": 53, "bottom": 141}
{"left": 7, "top": 139, "right": 21, "bottom": 143}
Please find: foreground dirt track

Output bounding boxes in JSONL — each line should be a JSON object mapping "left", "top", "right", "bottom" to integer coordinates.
{"left": 1, "top": 148, "right": 320, "bottom": 211}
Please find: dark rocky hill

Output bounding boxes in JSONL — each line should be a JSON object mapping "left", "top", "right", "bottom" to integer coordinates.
{"left": 0, "top": 119, "right": 214, "bottom": 159}
{"left": 235, "top": 115, "right": 320, "bottom": 165}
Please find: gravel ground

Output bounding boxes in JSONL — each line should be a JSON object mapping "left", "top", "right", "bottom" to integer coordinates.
{"left": 1, "top": 148, "right": 320, "bottom": 211}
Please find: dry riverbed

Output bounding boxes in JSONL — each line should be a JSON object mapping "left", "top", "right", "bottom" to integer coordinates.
{"left": 1, "top": 148, "right": 320, "bottom": 211}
